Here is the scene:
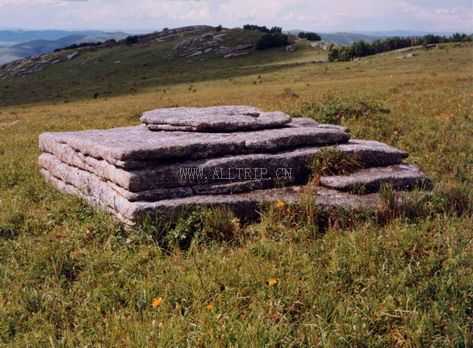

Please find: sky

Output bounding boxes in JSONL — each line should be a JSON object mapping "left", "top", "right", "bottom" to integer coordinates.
{"left": 0, "top": 0, "right": 472, "bottom": 33}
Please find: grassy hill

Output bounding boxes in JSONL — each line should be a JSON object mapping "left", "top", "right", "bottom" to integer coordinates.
{"left": 0, "top": 28, "right": 326, "bottom": 106}
{"left": 0, "top": 30, "right": 128, "bottom": 65}
{"left": 0, "top": 30, "right": 472, "bottom": 346}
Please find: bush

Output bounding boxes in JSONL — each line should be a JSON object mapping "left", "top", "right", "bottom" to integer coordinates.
{"left": 125, "top": 35, "right": 139, "bottom": 45}
{"left": 243, "top": 25, "right": 283, "bottom": 34}
{"left": 256, "top": 33, "right": 289, "bottom": 50}
{"left": 298, "top": 32, "right": 321, "bottom": 41}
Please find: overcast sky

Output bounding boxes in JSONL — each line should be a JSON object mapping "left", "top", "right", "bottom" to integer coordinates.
{"left": 0, "top": 0, "right": 472, "bottom": 33}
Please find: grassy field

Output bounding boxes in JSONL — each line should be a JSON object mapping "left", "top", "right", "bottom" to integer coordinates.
{"left": 0, "top": 40, "right": 472, "bottom": 346}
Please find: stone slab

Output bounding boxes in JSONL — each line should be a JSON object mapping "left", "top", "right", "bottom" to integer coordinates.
{"left": 320, "top": 164, "right": 432, "bottom": 193}
{"left": 336, "top": 140, "right": 408, "bottom": 167}
{"left": 39, "top": 139, "right": 407, "bottom": 193}
{"left": 39, "top": 153, "right": 277, "bottom": 202}
{"left": 40, "top": 163, "right": 385, "bottom": 225}
{"left": 38, "top": 123, "right": 350, "bottom": 167}
{"left": 141, "top": 106, "right": 291, "bottom": 132}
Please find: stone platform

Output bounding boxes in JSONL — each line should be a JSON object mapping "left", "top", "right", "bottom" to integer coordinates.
{"left": 38, "top": 106, "right": 432, "bottom": 225}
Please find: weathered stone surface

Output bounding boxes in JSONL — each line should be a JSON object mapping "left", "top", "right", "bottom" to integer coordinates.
{"left": 40, "top": 162, "right": 385, "bottom": 225}
{"left": 39, "top": 153, "right": 277, "bottom": 202}
{"left": 335, "top": 140, "right": 408, "bottom": 167}
{"left": 141, "top": 106, "right": 291, "bottom": 132}
{"left": 289, "top": 117, "right": 350, "bottom": 133}
{"left": 288, "top": 117, "right": 319, "bottom": 127}
{"left": 320, "top": 164, "right": 432, "bottom": 193}
{"left": 38, "top": 105, "right": 430, "bottom": 227}
{"left": 39, "top": 123, "right": 350, "bottom": 167}
{"left": 40, "top": 137, "right": 406, "bottom": 193}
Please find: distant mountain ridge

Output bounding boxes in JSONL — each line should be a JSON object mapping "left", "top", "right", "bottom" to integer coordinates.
{"left": 0, "top": 30, "right": 128, "bottom": 64}
{"left": 320, "top": 32, "right": 383, "bottom": 45}
{"left": 287, "top": 30, "right": 384, "bottom": 45}
{"left": 0, "top": 30, "right": 127, "bottom": 44}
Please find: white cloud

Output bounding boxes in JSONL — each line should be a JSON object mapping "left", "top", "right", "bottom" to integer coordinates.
{"left": 0, "top": 0, "right": 471, "bottom": 32}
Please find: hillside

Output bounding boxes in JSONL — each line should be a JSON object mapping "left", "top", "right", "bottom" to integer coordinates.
{"left": 0, "top": 30, "right": 128, "bottom": 64}
{"left": 0, "top": 26, "right": 327, "bottom": 106}
{"left": 0, "top": 27, "right": 472, "bottom": 346}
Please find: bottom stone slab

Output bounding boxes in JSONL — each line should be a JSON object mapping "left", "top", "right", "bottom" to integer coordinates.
{"left": 41, "top": 166, "right": 386, "bottom": 225}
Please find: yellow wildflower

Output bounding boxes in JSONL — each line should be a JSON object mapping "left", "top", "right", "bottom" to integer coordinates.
{"left": 152, "top": 297, "right": 163, "bottom": 309}
{"left": 207, "top": 303, "right": 214, "bottom": 311}
{"left": 275, "top": 200, "right": 287, "bottom": 210}
{"left": 267, "top": 277, "right": 278, "bottom": 287}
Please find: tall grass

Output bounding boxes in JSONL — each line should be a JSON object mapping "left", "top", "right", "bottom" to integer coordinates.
{"left": 0, "top": 42, "right": 472, "bottom": 346}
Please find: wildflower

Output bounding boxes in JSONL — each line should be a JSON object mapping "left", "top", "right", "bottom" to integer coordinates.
{"left": 267, "top": 277, "right": 278, "bottom": 287}
{"left": 275, "top": 200, "right": 287, "bottom": 210}
{"left": 152, "top": 297, "right": 163, "bottom": 309}
{"left": 207, "top": 303, "right": 214, "bottom": 311}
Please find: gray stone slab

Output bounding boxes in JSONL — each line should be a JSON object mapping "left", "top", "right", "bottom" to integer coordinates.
{"left": 288, "top": 118, "right": 350, "bottom": 133}
{"left": 38, "top": 123, "right": 350, "bottom": 167}
{"left": 40, "top": 162, "right": 385, "bottom": 225}
{"left": 320, "top": 164, "right": 432, "bottom": 193}
{"left": 141, "top": 106, "right": 291, "bottom": 132}
{"left": 287, "top": 117, "right": 319, "bottom": 128}
{"left": 39, "top": 153, "right": 277, "bottom": 202}
{"left": 336, "top": 140, "right": 408, "bottom": 167}
{"left": 40, "top": 138, "right": 407, "bottom": 193}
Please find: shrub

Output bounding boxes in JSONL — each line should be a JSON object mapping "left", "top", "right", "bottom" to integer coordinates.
{"left": 328, "top": 48, "right": 340, "bottom": 62}
{"left": 243, "top": 25, "right": 284, "bottom": 34}
{"left": 298, "top": 32, "right": 321, "bottom": 41}
{"left": 256, "top": 33, "right": 289, "bottom": 50}
{"left": 125, "top": 35, "right": 139, "bottom": 45}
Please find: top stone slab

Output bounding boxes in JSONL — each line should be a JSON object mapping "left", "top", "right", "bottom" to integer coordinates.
{"left": 140, "top": 106, "right": 292, "bottom": 132}
{"left": 39, "top": 121, "right": 350, "bottom": 167}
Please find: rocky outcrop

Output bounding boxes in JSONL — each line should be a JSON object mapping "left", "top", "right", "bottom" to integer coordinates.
{"left": 1, "top": 26, "right": 261, "bottom": 79}
{"left": 0, "top": 50, "right": 79, "bottom": 79}
{"left": 175, "top": 32, "right": 255, "bottom": 58}
{"left": 38, "top": 105, "right": 432, "bottom": 225}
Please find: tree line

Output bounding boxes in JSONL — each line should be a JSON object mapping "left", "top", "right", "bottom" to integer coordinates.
{"left": 298, "top": 32, "right": 321, "bottom": 41}
{"left": 243, "top": 25, "right": 283, "bottom": 34}
{"left": 243, "top": 25, "right": 289, "bottom": 50}
{"left": 329, "top": 33, "right": 473, "bottom": 62}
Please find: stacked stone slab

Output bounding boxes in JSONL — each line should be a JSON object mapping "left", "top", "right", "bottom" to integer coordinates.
{"left": 39, "top": 106, "right": 432, "bottom": 224}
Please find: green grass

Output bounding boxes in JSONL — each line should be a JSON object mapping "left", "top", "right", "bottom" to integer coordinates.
{"left": 0, "top": 40, "right": 472, "bottom": 346}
